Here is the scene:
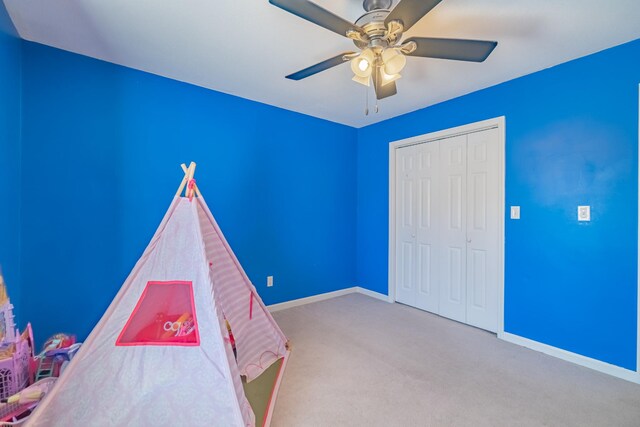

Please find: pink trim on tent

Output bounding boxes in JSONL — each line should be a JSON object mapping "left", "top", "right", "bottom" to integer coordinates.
{"left": 262, "top": 351, "right": 290, "bottom": 427}
{"left": 249, "top": 292, "right": 254, "bottom": 320}
{"left": 188, "top": 179, "right": 197, "bottom": 201}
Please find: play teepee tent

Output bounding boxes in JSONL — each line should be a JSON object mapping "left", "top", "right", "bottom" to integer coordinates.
{"left": 28, "top": 162, "right": 290, "bottom": 427}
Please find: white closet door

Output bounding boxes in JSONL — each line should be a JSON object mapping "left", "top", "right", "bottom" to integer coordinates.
{"left": 465, "top": 129, "right": 500, "bottom": 332}
{"left": 414, "top": 142, "right": 440, "bottom": 312}
{"left": 438, "top": 135, "right": 468, "bottom": 323}
{"left": 393, "top": 126, "right": 501, "bottom": 333}
{"left": 395, "top": 145, "right": 417, "bottom": 306}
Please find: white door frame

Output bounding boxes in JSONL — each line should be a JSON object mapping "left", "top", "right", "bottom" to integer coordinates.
{"left": 637, "top": 84, "right": 640, "bottom": 374}
{"left": 388, "top": 116, "right": 506, "bottom": 334}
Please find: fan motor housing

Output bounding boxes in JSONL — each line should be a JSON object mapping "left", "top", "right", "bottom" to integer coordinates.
{"left": 363, "top": 0, "right": 392, "bottom": 12}
{"left": 355, "top": 9, "right": 389, "bottom": 28}
{"left": 354, "top": 10, "right": 402, "bottom": 49}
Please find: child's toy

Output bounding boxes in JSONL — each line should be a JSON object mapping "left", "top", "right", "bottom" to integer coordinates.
{"left": 0, "top": 377, "right": 57, "bottom": 425}
{"left": 26, "top": 163, "right": 291, "bottom": 427}
{"left": 225, "top": 318, "right": 237, "bottom": 359}
{"left": 0, "top": 269, "right": 34, "bottom": 403}
{"left": 34, "top": 334, "right": 80, "bottom": 381}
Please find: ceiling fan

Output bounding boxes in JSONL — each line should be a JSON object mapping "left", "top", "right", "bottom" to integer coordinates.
{"left": 268, "top": 0, "right": 498, "bottom": 100}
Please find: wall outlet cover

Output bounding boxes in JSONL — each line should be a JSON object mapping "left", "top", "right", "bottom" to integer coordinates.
{"left": 510, "top": 206, "right": 520, "bottom": 220}
{"left": 578, "top": 206, "right": 590, "bottom": 221}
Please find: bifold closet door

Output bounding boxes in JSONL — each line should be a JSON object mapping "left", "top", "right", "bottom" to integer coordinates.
{"left": 465, "top": 128, "right": 499, "bottom": 332}
{"left": 395, "top": 145, "right": 417, "bottom": 307}
{"left": 438, "top": 135, "right": 468, "bottom": 323}
{"left": 394, "top": 143, "right": 440, "bottom": 312}
{"left": 394, "top": 127, "right": 500, "bottom": 333}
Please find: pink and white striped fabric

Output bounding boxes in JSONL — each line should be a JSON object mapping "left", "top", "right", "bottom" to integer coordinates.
{"left": 197, "top": 198, "right": 288, "bottom": 382}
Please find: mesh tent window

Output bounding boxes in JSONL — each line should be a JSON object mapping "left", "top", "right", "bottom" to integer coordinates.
{"left": 116, "top": 281, "right": 200, "bottom": 346}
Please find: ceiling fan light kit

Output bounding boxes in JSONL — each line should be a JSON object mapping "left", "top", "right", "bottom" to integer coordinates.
{"left": 269, "top": 0, "right": 498, "bottom": 100}
{"left": 379, "top": 67, "right": 401, "bottom": 86}
{"left": 350, "top": 48, "right": 375, "bottom": 78}
{"left": 381, "top": 47, "right": 406, "bottom": 75}
{"left": 347, "top": 45, "right": 405, "bottom": 89}
{"left": 352, "top": 74, "right": 371, "bottom": 87}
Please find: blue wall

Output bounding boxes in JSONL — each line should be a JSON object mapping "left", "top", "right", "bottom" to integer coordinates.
{"left": 6, "top": 20, "right": 640, "bottom": 371}
{"left": 20, "top": 42, "right": 357, "bottom": 345}
{"left": 357, "top": 39, "right": 640, "bottom": 370}
{"left": 0, "top": 4, "right": 21, "bottom": 316}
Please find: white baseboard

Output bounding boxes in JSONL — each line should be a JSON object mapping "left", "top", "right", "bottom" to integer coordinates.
{"left": 268, "top": 289, "right": 639, "bottom": 384}
{"left": 267, "top": 287, "right": 359, "bottom": 312}
{"left": 499, "top": 331, "right": 640, "bottom": 384}
{"left": 355, "top": 286, "right": 393, "bottom": 302}
{"left": 267, "top": 286, "right": 391, "bottom": 312}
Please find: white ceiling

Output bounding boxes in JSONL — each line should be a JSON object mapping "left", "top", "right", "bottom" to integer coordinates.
{"left": 4, "top": 0, "right": 640, "bottom": 127}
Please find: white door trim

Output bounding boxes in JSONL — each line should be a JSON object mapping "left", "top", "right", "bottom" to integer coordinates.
{"left": 388, "top": 117, "right": 506, "bottom": 334}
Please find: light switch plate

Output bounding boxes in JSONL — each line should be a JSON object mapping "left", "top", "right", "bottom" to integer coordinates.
{"left": 267, "top": 276, "right": 274, "bottom": 287}
{"left": 510, "top": 206, "right": 520, "bottom": 219}
{"left": 578, "top": 206, "right": 590, "bottom": 221}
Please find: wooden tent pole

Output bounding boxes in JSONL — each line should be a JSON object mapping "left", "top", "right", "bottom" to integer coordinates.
{"left": 185, "top": 162, "right": 196, "bottom": 199}
{"left": 181, "top": 163, "right": 203, "bottom": 198}
{"left": 175, "top": 163, "right": 189, "bottom": 197}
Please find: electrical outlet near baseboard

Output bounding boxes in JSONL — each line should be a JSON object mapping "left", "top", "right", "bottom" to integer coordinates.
{"left": 267, "top": 276, "right": 274, "bottom": 287}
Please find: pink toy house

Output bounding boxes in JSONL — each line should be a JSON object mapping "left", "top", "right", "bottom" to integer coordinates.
{"left": 0, "top": 271, "right": 32, "bottom": 401}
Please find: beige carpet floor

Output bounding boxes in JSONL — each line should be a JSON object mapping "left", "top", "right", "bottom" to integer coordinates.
{"left": 270, "top": 293, "right": 640, "bottom": 427}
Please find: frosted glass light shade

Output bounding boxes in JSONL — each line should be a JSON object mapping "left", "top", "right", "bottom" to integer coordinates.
{"left": 351, "top": 48, "right": 375, "bottom": 78}
{"left": 379, "top": 68, "right": 401, "bottom": 86}
{"left": 382, "top": 48, "right": 406, "bottom": 75}
{"left": 352, "top": 74, "right": 371, "bottom": 87}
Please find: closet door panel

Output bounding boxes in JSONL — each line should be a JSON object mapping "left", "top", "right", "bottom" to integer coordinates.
{"left": 415, "top": 142, "right": 440, "bottom": 312}
{"left": 438, "top": 135, "right": 467, "bottom": 323}
{"left": 466, "top": 128, "right": 499, "bottom": 332}
{"left": 395, "top": 146, "right": 417, "bottom": 306}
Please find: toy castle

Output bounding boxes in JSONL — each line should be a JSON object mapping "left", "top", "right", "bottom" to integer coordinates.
{"left": 0, "top": 269, "right": 32, "bottom": 400}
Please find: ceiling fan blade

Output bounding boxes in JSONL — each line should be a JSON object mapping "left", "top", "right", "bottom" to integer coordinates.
{"left": 405, "top": 37, "right": 498, "bottom": 62}
{"left": 385, "top": 0, "right": 443, "bottom": 32}
{"left": 286, "top": 52, "right": 356, "bottom": 80}
{"left": 375, "top": 81, "right": 397, "bottom": 99}
{"left": 373, "top": 69, "right": 397, "bottom": 100}
{"left": 269, "top": 0, "right": 364, "bottom": 38}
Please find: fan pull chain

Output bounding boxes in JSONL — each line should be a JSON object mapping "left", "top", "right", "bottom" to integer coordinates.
{"left": 365, "top": 83, "right": 369, "bottom": 116}
{"left": 374, "top": 69, "right": 379, "bottom": 114}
